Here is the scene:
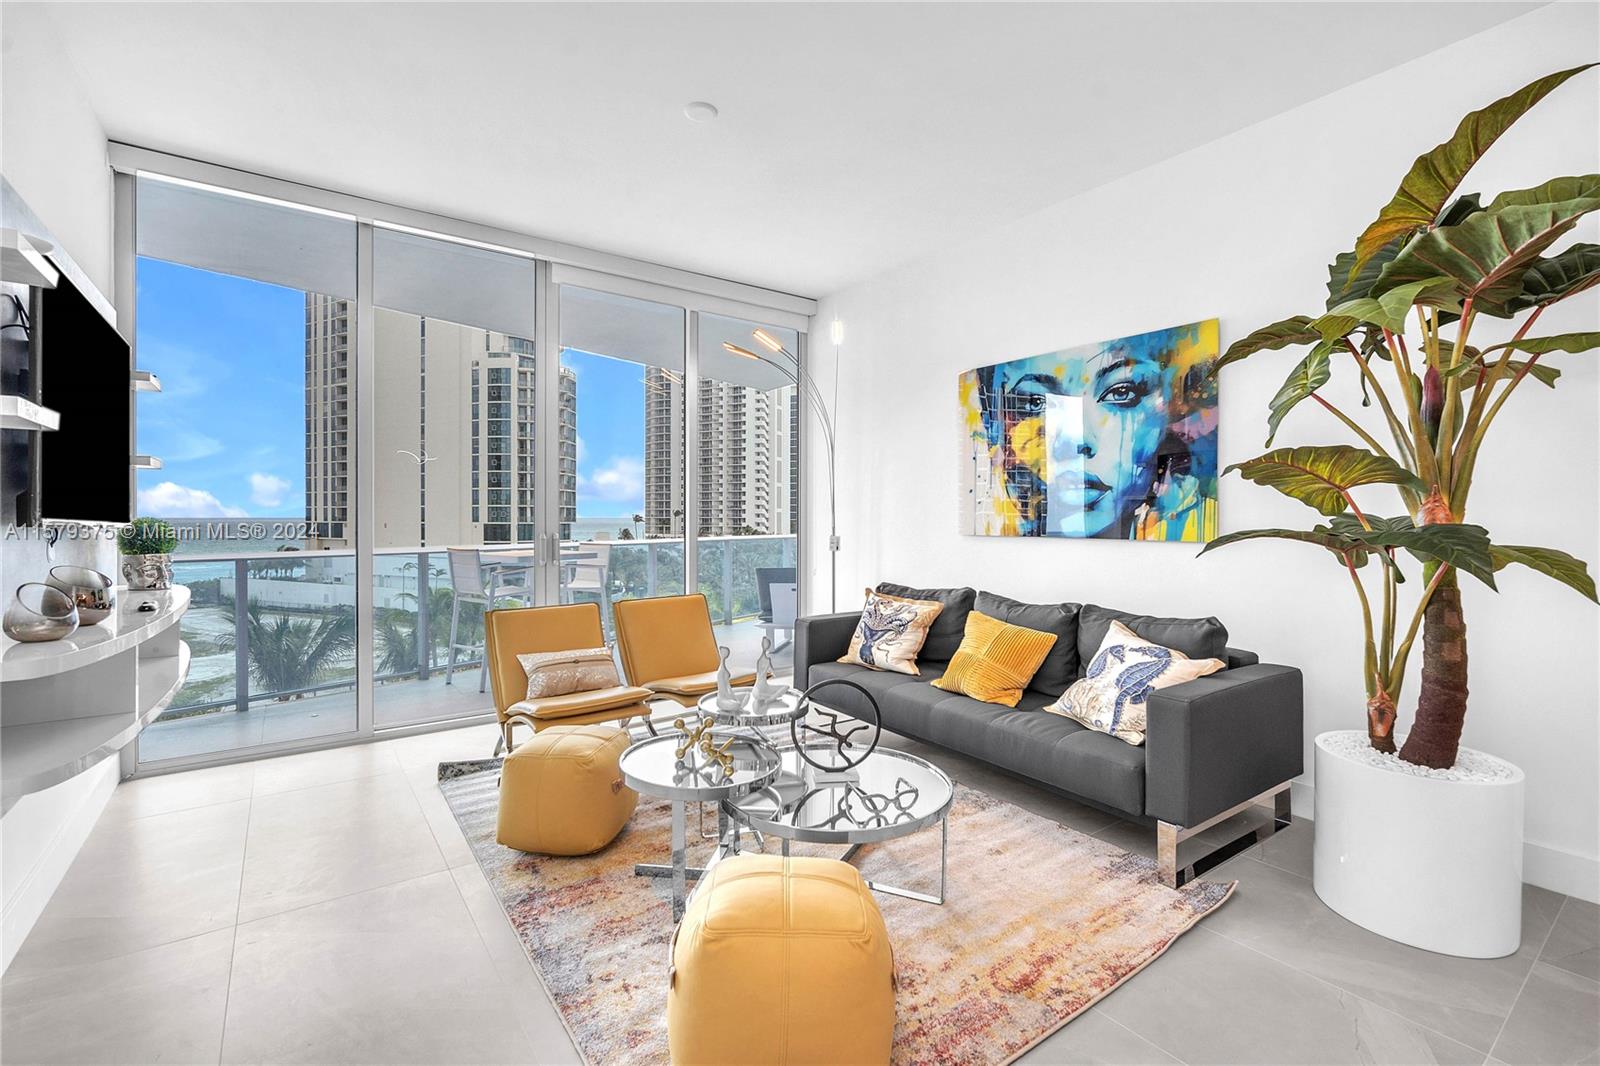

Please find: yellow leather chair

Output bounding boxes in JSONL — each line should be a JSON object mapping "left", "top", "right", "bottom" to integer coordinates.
{"left": 497, "top": 724, "right": 637, "bottom": 855}
{"left": 668, "top": 854, "right": 895, "bottom": 1065}
{"left": 485, "top": 603, "right": 653, "bottom": 754}
{"left": 613, "top": 593, "right": 755, "bottom": 707}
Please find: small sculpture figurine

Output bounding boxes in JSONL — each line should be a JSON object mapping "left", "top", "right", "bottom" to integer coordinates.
{"left": 750, "top": 636, "right": 781, "bottom": 708}
{"left": 672, "top": 717, "right": 736, "bottom": 777}
{"left": 714, "top": 646, "right": 744, "bottom": 711}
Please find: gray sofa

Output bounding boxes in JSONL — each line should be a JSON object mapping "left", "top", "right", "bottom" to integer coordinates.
{"left": 796, "top": 583, "right": 1303, "bottom": 886}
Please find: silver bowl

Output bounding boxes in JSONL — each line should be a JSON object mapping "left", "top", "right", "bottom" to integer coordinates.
{"left": 46, "top": 565, "right": 115, "bottom": 626}
{"left": 3, "top": 583, "right": 80, "bottom": 643}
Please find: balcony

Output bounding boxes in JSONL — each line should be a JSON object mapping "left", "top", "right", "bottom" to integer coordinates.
{"left": 139, "top": 534, "right": 798, "bottom": 764}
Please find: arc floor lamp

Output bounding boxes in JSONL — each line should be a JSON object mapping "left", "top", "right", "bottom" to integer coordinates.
{"left": 723, "top": 326, "right": 840, "bottom": 612}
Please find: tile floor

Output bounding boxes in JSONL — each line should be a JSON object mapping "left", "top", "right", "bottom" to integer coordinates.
{"left": 2, "top": 721, "right": 1595, "bottom": 1065}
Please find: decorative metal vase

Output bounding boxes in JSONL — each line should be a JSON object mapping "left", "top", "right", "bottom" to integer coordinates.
{"left": 46, "top": 565, "right": 115, "bottom": 625}
{"left": 121, "top": 553, "right": 173, "bottom": 591}
{"left": 4, "top": 582, "right": 80, "bottom": 642}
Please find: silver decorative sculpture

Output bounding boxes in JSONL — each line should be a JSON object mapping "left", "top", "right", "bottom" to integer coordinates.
{"left": 714, "top": 646, "right": 744, "bottom": 711}
{"left": 750, "top": 636, "right": 781, "bottom": 708}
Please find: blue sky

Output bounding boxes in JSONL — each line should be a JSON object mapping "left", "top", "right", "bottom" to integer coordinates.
{"left": 136, "top": 258, "right": 646, "bottom": 519}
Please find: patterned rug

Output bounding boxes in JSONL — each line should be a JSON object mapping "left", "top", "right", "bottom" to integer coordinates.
{"left": 438, "top": 758, "right": 1233, "bottom": 1065}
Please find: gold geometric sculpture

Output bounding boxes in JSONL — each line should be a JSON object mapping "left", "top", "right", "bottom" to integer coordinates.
{"left": 673, "top": 717, "right": 736, "bottom": 778}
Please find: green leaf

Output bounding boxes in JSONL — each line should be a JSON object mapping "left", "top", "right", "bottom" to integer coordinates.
{"left": 1490, "top": 544, "right": 1599, "bottom": 602}
{"left": 1197, "top": 527, "right": 1397, "bottom": 573}
{"left": 1215, "top": 316, "right": 1320, "bottom": 370}
{"left": 1509, "top": 243, "right": 1600, "bottom": 311}
{"left": 1265, "top": 344, "right": 1332, "bottom": 446}
{"left": 1326, "top": 515, "right": 1497, "bottom": 589}
{"left": 1487, "top": 174, "right": 1600, "bottom": 210}
{"left": 1327, "top": 238, "right": 1402, "bottom": 310}
{"left": 1350, "top": 64, "right": 1598, "bottom": 275}
{"left": 1376, "top": 276, "right": 1461, "bottom": 324}
{"left": 1487, "top": 332, "right": 1600, "bottom": 356}
{"left": 1442, "top": 356, "right": 1560, "bottom": 389}
{"left": 1225, "top": 445, "right": 1426, "bottom": 516}
{"left": 1435, "top": 192, "right": 1484, "bottom": 228}
{"left": 1372, "top": 191, "right": 1600, "bottom": 311}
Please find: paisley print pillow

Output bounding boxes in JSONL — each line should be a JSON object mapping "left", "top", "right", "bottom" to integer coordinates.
{"left": 518, "top": 647, "right": 621, "bottom": 699}
{"left": 1044, "top": 620, "right": 1224, "bottom": 744}
{"left": 838, "top": 589, "right": 944, "bottom": 675}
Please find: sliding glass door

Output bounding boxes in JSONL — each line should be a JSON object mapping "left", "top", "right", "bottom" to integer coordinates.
{"left": 132, "top": 175, "right": 360, "bottom": 763}
{"left": 124, "top": 166, "right": 806, "bottom": 772}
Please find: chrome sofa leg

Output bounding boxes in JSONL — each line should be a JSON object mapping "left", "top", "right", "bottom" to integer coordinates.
{"left": 1157, "top": 782, "right": 1293, "bottom": 889}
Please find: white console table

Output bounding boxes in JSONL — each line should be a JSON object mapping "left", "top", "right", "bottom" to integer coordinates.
{"left": 0, "top": 585, "right": 190, "bottom": 812}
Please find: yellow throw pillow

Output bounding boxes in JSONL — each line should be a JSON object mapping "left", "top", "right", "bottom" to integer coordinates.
{"left": 932, "top": 611, "right": 1058, "bottom": 707}
{"left": 839, "top": 589, "right": 945, "bottom": 675}
{"left": 1045, "top": 620, "right": 1225, "bottom": 744}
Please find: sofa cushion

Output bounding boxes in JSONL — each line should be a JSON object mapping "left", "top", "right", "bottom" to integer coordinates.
{"left": 876, "top": 583, "right": 975, "bottom": 662}
{"left": 922, "top": 694, "right": 1145, "bottom": 815}
{"left": 974, "top": 591, "right": 1081, "bottom": 693}
{"left": 932, "top": 610, "right": 1060, "bottom": 707}
{"left": 1077, "top": 604, "right": 1228, "bottom": 668}
{"left": 805, "top": 661, "right": 948, "bottom": 738}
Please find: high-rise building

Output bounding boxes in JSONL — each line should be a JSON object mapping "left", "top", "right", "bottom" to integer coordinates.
{"left": 304, "top": 298, "right": 576, "bottom": 549}
{"left": 642, "top": 368, "right": 795, "bottom": 537}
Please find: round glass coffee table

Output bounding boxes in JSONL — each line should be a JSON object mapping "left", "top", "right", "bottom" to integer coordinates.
{"left": 619, "top": 732, "right": 781, "bottom": 921}
{"left": 725, "top": 746, "right": 954, "bottom": 904}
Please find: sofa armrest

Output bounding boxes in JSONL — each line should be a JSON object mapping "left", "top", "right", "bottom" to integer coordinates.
{"left": 1144, "top": 664, "right": 1303, "bottom": 827}
{"left": 795, "top": 612, "right": 861, "bottom": 688}
{"left": 1225, "top": 647, "right": 1259, "bottom": 669}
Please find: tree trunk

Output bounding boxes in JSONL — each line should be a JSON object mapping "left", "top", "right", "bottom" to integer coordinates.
{"left": 1399, "top": 569, "right": 1468, "bottom": 769}
{"left": 1366, "top": 690, "right": 1397, "bottom": 753}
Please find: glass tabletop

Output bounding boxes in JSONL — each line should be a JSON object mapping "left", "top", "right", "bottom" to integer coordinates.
{"left": 726, "top": 746, "right": 955, "bottom": 845}
{"left": 695, "top": 686, "right": 808, "bottom": 727}
{"left": 619, "top": 732, "right": 781, "bottom": 802}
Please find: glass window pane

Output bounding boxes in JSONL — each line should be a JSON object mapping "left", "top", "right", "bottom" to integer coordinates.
{"left": 372, "top": 232, "right": 537, "bottom": 730}
{"left": 133, "top": 176, "right": 358, "bottom": 764}
{"left": 559, "top": 286, "right": 684, "bottom": 636}
{"left": 696, "top": 313, "right": 800, "bottom": 673}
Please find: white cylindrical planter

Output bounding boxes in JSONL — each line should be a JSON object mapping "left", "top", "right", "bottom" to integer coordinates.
{"left": 1312, "top": 730, "right": 1525, "bottom": 959}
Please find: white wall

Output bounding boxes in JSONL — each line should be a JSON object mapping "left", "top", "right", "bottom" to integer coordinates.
{"left": 0, "top": 2, "right": 123, "bottom": 972}
{"left": 0, "top": 3, "right": 115, "bottom": 295}
{"left": 808, "top": 3, "right": 1600, "bottom": 901}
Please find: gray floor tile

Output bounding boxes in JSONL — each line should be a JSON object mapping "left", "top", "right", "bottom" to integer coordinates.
{"left": 1096, "top": 927, "right": 1483, "bottom": 1064}
{"left": 7, "top": 799, "right": 248, "bottom": 972}
{"left": 238, "top": 771, "right": 445, "bottom": 922}
{"left": 1, "top": 928, "right": 233, "bottom": 1065}
{"left": 1253, "top": 816, "right": 1314, "bottom": 878}
{"left": 102, "top": 760, "right": 256, "bottom": 821}
{"left": 1491, "top": 961, "right": 1600, "bottom": 1065}
{"left": 250, "top": 739, "right": 404, "bottom": 797}
{"left": 1542, "top": 898, "right": 1600, "bottom": 983}
{"left": 1202, "top": 857, "right": 1563, "bottom": 1051}
{"left": 1019, "top": 1007, "right": 1181, "bottom": 1064}
{"left": 221, "top": 871, "right": 537, "bottom": 1064}
{"left": 447, "top": 864, "right": 583, "bottom": 1064}
{"left": 410, "top": 767, "right": 480, "bottom": 869}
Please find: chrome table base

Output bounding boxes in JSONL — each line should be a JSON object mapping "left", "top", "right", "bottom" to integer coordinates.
{"left": 779, "top": 812, "right": 948, "bottom": 905}
{"left": 1157, "top": 782, "right": 1293, "bottom": 888}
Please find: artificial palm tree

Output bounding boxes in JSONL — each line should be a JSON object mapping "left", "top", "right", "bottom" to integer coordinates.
{"left": 1204, "top": 63, "right": 1599, "bottom": 767}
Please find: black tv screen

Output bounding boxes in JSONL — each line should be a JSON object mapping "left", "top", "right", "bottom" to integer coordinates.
{"left": 38, "top": 275, "right": 132, "bottom": 524}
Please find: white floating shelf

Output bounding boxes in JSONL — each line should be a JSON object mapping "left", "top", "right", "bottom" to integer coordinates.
{"left": 0, "top": 228, "right": 59, "bottom": 289}
{"left": 0, "top": 395, "right": 60, "bottom": 432}
{"left": 0, "top": 586, "right": 190, "bottom": 683}
{"left": 131, "top": 370, "right": 162, "bottom": 393}
{"left": 132, "top": 455, "right": 163, "bottom": 470}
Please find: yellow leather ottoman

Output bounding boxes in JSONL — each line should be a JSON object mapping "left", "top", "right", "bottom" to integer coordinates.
{"left": 668, "top": 855, "right": 895, "bottom": 1065}
{"left": 496, "top": 725, "right": 638, "bottom": 855}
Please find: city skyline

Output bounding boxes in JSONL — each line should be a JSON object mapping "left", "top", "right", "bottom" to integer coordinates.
{"left": 135, "top": 257, "right": 798, "bottom": 540}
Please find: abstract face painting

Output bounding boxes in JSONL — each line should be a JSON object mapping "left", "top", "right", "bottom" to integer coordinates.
{"left": 959, "top": 320, "right": 1219, "bottom": 542}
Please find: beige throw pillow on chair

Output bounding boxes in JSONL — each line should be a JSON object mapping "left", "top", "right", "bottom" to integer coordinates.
{"left": 518, "top": 647, "right": 621, "bottom": 700}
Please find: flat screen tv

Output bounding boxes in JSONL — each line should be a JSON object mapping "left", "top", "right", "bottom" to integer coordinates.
{"left": 37, "top": 274, "right": 133, "bottom": 524}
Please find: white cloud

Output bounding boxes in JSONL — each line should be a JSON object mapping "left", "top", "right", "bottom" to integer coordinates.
{"left": 137, "top": 481, "right": 248, "bottom": 518}
{"left": 249, "top": 472, "right": 291, "bottom": 508}
{"left": 579, "top": 457, "right": 643, "bottom": 502}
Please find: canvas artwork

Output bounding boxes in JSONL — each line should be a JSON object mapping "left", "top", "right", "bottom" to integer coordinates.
{"left": 959, "top": 319, "right": 1219, "bottom": 542}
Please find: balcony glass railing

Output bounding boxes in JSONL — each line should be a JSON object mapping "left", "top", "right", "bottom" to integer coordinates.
{"left": 143, "top": 534, "right": 798, "bottom": 759}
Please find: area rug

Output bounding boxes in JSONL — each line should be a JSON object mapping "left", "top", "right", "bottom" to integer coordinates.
{"left": 439, "top": 759, "right": 1233, "bottom": 1065}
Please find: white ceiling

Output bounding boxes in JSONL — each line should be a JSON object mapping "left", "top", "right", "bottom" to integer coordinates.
{"left": 37, "top": 2, "right": 1538, "bottom": 299}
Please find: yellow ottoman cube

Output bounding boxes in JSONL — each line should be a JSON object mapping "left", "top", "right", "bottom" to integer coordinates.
{"left": 496, "top": 724, "right": 637, "bottom": 855}
{"left": 668, "top": 855, "right": 895, "bottom": 1065}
